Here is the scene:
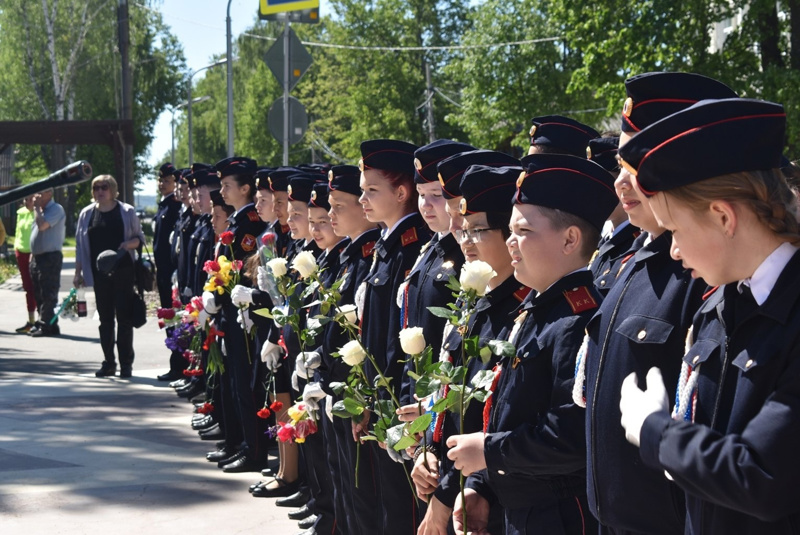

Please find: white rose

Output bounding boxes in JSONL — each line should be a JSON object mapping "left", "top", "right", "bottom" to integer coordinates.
{"left": 460, "top": 260, "right": 497, "bottom": 297}
{"left": 338, "top": 304, "right": 358, "bottom": 327}
{"left": 291, "top": 251, "right": 318, "bottom": 279}
{"left": 267, "top": 257, "right": 288, "bottom": 278}
{"left": 340, "top": 340, "right": 367, "bottom": 366}
{"left": 399, "top": 327, "right": 426, "bottom": 355}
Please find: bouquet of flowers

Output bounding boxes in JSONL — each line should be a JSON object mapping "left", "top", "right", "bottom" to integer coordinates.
{"left": 258, "top": 232, "right": 283, "bottom": 304}
{"left": 54, "top": 288, "right": 81, "bottom": 323}
{"left": 270, "top": 402, "right": 319, "bottom": 444}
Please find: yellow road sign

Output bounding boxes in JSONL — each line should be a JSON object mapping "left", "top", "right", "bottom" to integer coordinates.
{"left": 259, "top": 0, "right": 319, "bottom": 16}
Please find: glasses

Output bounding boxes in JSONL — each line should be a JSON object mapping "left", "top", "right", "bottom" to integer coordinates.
{"left": 455, "top": 227, "right": 503, "bottom": 244}
{"left": 92, "top": 184, "right": 109, "bottom": 192}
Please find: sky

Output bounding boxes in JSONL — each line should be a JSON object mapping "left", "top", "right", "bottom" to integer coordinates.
{"left": 140, "top": 0, "right": 328, "bottom": 198}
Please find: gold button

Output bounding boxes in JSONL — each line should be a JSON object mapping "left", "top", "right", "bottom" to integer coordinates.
{"left": 600, "top": 280, "right": 606, "bottom": 286}
{"left": 692, "top": 355, "right": 700, "bottom": 365}
{"left": 637, "top": 329, "right": 647, "bottom": 340}
{"left": 746, "top": 359, "right": 754, "bottom": 369}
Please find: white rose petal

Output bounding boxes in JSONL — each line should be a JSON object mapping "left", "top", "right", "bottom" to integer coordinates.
{"left": 292, "top": 251, "right": 318, "bottom": 279}
{"left": 340, "top": 340, "right": 367, "bottom": 366}
{"left": 267, "top": 257, "right": 288, "bottom": 278}
{"left": 399, "top": 327, "right": 426, "bottom": 355}
{"left": 460, "top": 260, "right": 497, "bottom": 297}
{"left": 338, "top": 304, "right": 358, "bottom": 327}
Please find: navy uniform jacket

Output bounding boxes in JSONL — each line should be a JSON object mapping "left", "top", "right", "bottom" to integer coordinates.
{"left": 399, "top": 232, "right": 464, "bottom": 406}
{"left": 468, "top": 270, "right": 599, "bottom": 510}
{"left": 189, "top": 214, "right": 215, "bottom": 297}
{"left": 153, "top": 193, "right": 181, "bottom": 271}
{"left": 639, "top": 249, "right": 800, "bottom": 534}
{"left": 584, "top": 231, "right": 705, "bottom": 533}
{"left": 216, "top": 204, "right": 266, "bottom": 321}
{"left": 316, "top": 229, "right": 380, "bottom": 394}
{"left": 433, "top": 275, "right": 530, "bottom": 510}
{"left": 590, "top": 222, "right": 641, "bottom": 295}
{"left": 361, "top": 213, "right": 432, "bottom": 403}
{"left": 174, "top": 208, "right": 197, "bottom": 296}
{"left": 269, "top": 220, "right": 291, "bottom": 258}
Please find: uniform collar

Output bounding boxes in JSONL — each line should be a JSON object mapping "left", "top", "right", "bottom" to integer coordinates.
{"left": 231, "top": 202, "right": 255, "bottom": 220}
{"left": 340, "top": 228, "right": 381, "bottom": 264}
{"left": 376, "top": 212, "right": 424, "bottom": 258}
{"left": 158, "top": 193, "right": 175, "bottom": 207}
{"left": 633, "top": 230, "right": 670, "bottom": 263}
{"left": 737, "top": 242, "right": 799, "bottom": 306}
{"left": 525, "top": 269, "right": 594, "bottom": 312}
{"left": 475, "top": 275, "right": 527, "bottom": 313}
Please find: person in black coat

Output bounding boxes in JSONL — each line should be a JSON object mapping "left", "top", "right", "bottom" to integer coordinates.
{"left": 447, "top": 154, "right": 617, "bottom": 535}
{"left": 618, "top": 98, "right": 800, "bottom": 535}
{"left": 577, "top": 72, "right": 737, "bottom": 535}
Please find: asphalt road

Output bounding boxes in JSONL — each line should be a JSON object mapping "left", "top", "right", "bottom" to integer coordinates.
{"left": 0, "top": 260, "right": 301, "bottom": 534}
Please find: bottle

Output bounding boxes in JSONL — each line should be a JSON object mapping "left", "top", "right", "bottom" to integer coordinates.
{"left": 76, "top": 287, "right": 88, "bottom": 318}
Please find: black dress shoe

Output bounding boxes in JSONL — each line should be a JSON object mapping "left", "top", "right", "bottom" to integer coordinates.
{"left": 119, "top": 366, "right": 132, "bottom": 378}
{"left": 249, "top": 481, "right": 264, "bottom": 493}
{"left": 288, "top": 504, "right": 312, "bottom": 520}
{"left": 171, "top": 378, "right": 188, "bottom": 388}
{"left": 198, "top": 424, "right": 223, "bottom": 441}
{"left": 275, "top": 488, "right": 310, "bottom": 507}
{"left": 30, "top": 323, "right": 60, "bottom": 337}
{"left": 217, "top": 450, "right": 245, "bottom": 468}
{"left": 192, "top": 416, "right": 215, "bottom": 430}
{"left": 261, "top": 467, "right": 276, "bottom": 477}
{"left": 95, "top": 362, "right": 116, "bottom": 378}
{"left": 189, "top": 392, "right": 207, "bottom": 404}
{"left": 253, "top": 478, "right": 301, "bottom": 498}
{"left": 206, "top": 446, "right": 235, "bottom": 462}
{"left": 158, "top": 371, "right": 183, "bottom": 381}
{"left": 177, "top": 384, "right": 202, "bottom": 398}
{"left": 297, "top": 515, "right": 318, "bottom": 530}
{"left": 222, "top": 456, "right": 262, "bottom": 473}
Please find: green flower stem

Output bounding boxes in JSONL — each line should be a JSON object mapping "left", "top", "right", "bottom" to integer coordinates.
{"left": 238, "top": 306, "right": 252, "bottom": 365}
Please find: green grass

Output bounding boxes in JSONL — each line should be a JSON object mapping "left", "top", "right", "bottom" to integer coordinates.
{"left": 0, "top": 256, "right": 19, "bottom": 284}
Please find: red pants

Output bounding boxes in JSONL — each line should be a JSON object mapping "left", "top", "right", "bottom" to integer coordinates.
{"left": 15, "top": 250, "right": 37, "bottom": 313}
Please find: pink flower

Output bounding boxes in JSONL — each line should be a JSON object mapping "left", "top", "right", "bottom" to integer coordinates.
{"left": 231, "top": 260, "right": 243, "bottom": 271}
{"left": 277, "top": 422, "right": 297, "bottom": 443}
{"left": 295, "top": 419, "right": 318, "bottom": 440}
{"left": 203, "top": 260, "right": 220, "bottom": 274}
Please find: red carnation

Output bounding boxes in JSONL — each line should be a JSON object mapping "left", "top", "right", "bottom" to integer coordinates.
{"left": 172, "top": 299, "right": 182, "bottom": 309}
{"left": 232, "top": 260, "right": 243, "bottom": 271}
{"left": 256, "top": 408, "right": 272, "bottom": 419}
{"left": 270, "top": 401, "right": 284, "bottom": 412}
{"left": 157, "top": 308, "right": 176, "bottom": 320}
{"left": 220, "top": 231, "right": 235, "bottom": 245}
{"left": 158, "top": 320, "right": 165, "bottom": 329}
{"left": 203, "top": 260, "right": 220, "bottom": 274}
{"left": 197, "top": 402, "right": 214, "bottom": 414}
{"left": 277, "top": 422, "right": 297, "bottom": 443}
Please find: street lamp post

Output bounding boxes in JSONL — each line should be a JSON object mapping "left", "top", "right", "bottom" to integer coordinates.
{"left": 226, "top": 0, "right": 235, "bottom": 158}
{"left": 187, "top": 59, "right": 228, "bottom": 164}
{"left": 171, "top": 96, "right": 211, "bottom": 165}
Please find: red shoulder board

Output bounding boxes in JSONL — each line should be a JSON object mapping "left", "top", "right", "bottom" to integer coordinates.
{"left": 513, "top": 286, "right": 532, "bottom": 303}
{"left": 362, "top": 240, "right": 376, "bottom": 258}
{"left": 616, "top": 253, "right": 635, "bottom": 277}
{"left": 633, "top": 230, "right": 641, "bottom": 239}
{"left": 703, "top": 286, "right": 720, "bottom": 300}
{"left": 563, "top": 286, "right": 598, "bottom": 314}
{"left": 281, "top": 224, "right": 290, "bottom": 233}
{"left": 401, "top": 227, "right": 418, "bottom": 247}
{"left": 241, "top": 234, "right": 257, "bottom": 252}
{"left": 247, "top": 211, "right": 261, "bottom": 222}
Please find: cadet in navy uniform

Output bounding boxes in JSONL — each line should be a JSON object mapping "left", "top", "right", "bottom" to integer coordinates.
{"left": 318, "top": 165, "right": 382, "bottom": 535}
{"left": 356, "top": 139, "right": 430, "bottom": 534}
{"left": 202, "top": 157, "right": 267, "bottom": 473}
{"left": 575, "top": 72, "right": 738, "bottom": 535}
{"left": 174, "top": 168, "right": 198, "bottom": 304}
{"left": 259, "top": 167, "right": 293, "bottom": 257}
{"left": 447, "top": 154, "right": 617, "bottom": 535}
{"left": 586, "top": 136, "right": 641, "bottom": 295}
{"left": 397, "top": 139, "right": 474, "bottom": 411}
{"left": 527, "top": 115, "right": 599, "bottom": 156}
{"left": 618, "top": 98, "right": 800, "bottom": 534}
{"left": 412, "top": 164, "right": 528, "bottom": 535}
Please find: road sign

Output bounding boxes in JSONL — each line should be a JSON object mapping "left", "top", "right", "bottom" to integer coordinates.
{"left": 259, "top": 0, "right": 319, "bottom": 23}
{"left": 268, "top": 96, "right": 308, "bottom": 145}
{"left": 263, "top": 27, "right": 313, "bottom": 92}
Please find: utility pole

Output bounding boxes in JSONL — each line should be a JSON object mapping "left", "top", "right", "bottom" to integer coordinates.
{"left": 283, "top": 20, "right": 290, "bottom": 166}
{"left": 425, "top": 61, "right": 436, "bottom": 143}
{"left": 118, "top": 0, "right": 134, "bottom": 203}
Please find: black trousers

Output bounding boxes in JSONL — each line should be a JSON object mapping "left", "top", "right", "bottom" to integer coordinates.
{"left": 30, "top": 251, "right": 62, "bottom": 326}
{"left": 93, "top": 261, "right": 135, "bottom": 366}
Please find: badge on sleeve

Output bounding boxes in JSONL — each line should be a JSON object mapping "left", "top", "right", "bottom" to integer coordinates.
{"left": 242, "top": 234, "right": 257, "bottom": 252}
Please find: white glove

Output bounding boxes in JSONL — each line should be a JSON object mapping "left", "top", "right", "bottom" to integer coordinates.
{"left": 236, "top": 308, "right": 254, "bottom": 333}
{"left": 302, "top": 382, "right": 327, "bottom": 412}
{"left": 260, "top": 340, "right": 283, "bottom": 371}
{"left": 196, "top": 309, "right": 209, "bottom": 327}
{"left": 202, "top": 291, "right": 220, "bottom": 314}
{"left": 299, "top": 351, "right": 322, "bottom": 372}
{"left": 307, "top": 317, "right": 322, "bottom": 332}
{"left": 620, "top": 367, "right": 670, "bottom": 447}
{"left": 257, "top": 265, "right": 270, "bottom": 292}
{"left": 231, "top": 284, "right": 255, "bottom": 306}
{"left": 385, "top": 442, "right": 413, "bottom": 464}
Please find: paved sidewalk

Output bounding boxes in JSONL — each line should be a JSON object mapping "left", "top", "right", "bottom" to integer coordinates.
{"left": 0, "top": 263, "right": 300, "bottom": 534}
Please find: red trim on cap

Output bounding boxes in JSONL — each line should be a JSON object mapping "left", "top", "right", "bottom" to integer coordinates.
{"left": 636, "top": 112, "right": 787, "bottom": 194}
{"left": 534, "top": 121, "right": 595, "bottom": 136}
{"left": 622, "top": 114, "right": 640, "bottom": 132}
{"left": 524, "top": 166, "right": 616, "bottom": 194}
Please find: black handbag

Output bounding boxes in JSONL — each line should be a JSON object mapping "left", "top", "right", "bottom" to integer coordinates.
{"left": 135, "top": 242, "right": 156, "bottom": 293}
{"left": 131, "top": 289, "right": 147, "bottom": 329}
{"left": 131, "top": 242, "right": 149, "bottom": 329}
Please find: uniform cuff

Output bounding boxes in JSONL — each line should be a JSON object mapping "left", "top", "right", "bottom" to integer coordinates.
{"left": 639, "top": 411, "right": 673, "bottom": 470}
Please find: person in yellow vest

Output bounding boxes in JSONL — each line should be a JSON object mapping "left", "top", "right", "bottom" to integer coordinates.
{"left": 13, "top": 195, "right": 38, "bottom": 333}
